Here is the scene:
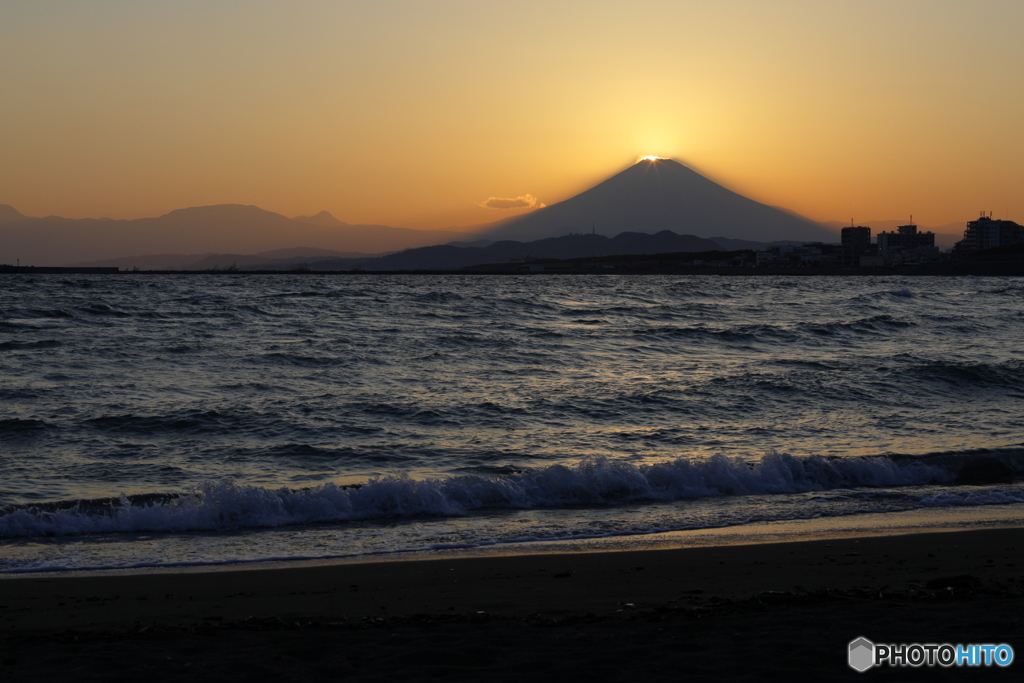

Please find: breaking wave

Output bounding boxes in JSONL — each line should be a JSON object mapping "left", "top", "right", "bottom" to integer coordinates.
{"left": 3, "top": 450, "right": 1020, "bottom": 539}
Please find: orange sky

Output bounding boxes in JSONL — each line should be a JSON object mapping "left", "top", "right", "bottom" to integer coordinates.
{"left": 2, "top": 1, "right": 1023, "bottom": 231}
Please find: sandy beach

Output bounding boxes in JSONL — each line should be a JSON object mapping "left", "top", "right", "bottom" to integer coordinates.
{"left": 1, "top": 525, "right": 1021, "bottom": 681}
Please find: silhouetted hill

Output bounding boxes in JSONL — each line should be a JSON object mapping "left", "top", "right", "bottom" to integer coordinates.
{"left": 0, "top": 205, "right": 26, "bottom": 225}
{"left": 292, "top": 211, "right": 347, "bottom": 228}
{"left": 0, "top": 204, "right": 464, "bottom": 266}
{"left": 484, "top": 159, "right": 835, "bottom": 243}
{"left": 67, "top": 247, "right": 382, "bottom": 271}
{"left": 309, "top": 230, "right": 722, "bottom": 270}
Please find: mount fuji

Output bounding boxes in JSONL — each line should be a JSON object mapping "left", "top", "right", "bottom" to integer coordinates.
{"left": 483, "top": 158, "right": 835, "bottom": 243}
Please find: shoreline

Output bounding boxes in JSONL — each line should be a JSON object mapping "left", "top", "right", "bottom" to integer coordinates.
{"left": 4, "top": 501, "right": 1022, "bottom": 579}
{"left": 3, "top": 518, "right": 1022, "bottom": 630}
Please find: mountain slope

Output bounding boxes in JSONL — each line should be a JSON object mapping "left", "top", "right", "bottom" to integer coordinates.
{"left": 484, "top": 159, "right": 835, "bottom": 243}
{"left": 0, "top": 205, "right": 26, "bottom": 225}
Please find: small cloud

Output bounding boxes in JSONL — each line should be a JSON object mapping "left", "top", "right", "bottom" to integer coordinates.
{"left": 479, "top": 194, "right": 542, "bottom": 210}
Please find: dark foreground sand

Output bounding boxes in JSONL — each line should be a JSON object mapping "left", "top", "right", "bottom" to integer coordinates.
{"left": 1, "top": 528, "right": 1021, "bottom": 681}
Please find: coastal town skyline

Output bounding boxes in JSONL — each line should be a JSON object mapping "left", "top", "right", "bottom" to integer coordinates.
{"left": 3, "top": 1, "right": 1024, "bottom": 235}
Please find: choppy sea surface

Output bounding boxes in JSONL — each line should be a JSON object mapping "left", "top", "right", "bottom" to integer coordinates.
{"left": 1, "top": 274, "right": 1023, "bottom": 572}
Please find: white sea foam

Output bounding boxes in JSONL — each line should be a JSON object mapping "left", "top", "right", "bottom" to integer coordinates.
{"left": 0, "top": 452, "right": 963, "bottom": 539}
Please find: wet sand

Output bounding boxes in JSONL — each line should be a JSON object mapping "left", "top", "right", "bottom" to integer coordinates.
{"left": 1, "top": 527, "right": 1022, "bottom": 681}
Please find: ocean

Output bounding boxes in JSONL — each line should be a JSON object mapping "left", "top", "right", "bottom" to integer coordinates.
{"left": 1, "top": 274, "right": 1022, "bottom": 572}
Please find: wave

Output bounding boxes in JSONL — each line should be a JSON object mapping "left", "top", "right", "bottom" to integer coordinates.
{"left": 0, "top": 418, "right": 51, "bottom": 434}
{"left": 78, "top": 303, "right": 133, "bottom": 317}
{"left": 627, "top": 315, "right": 917, "bottom": 344}
{"left": 0, "top": 321, "right": 43, "bottom": 331}
{"left": 83, "top": 410, "right": 237, "bottom": 434}
{"left": 261, "top": 351, "right": 342, "bottom": 367}
{"left": 630, "top": 326, "right": 767, "bottom": 342}
{"left": 0, "top": 339, "right": 62, "bottom": 351}
{"left": 807, "top": 314, "right": 915, "bottom": 335}
{"left": 4, "top": 308, "right": 73, "bottom": 319}
{"left": 2, "top": 450, "right": 1019, "bottom": 539}
{"left": 897, "top": 359, "right": 1024, "bottom": 388}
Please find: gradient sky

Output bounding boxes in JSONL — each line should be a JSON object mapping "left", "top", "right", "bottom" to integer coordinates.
{"left": 2, "top": 1, "right": 1023, "bottom": 230}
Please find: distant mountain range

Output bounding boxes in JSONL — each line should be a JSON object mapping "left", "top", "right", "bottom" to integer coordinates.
{"left": 480, "top": 158, "right": 836, "bottom": 243}
{"left": 2, "top": 158, "right": 976, "bottom": 267}
{"left": 0, "top": 204, "right": 465, "bottom": 267}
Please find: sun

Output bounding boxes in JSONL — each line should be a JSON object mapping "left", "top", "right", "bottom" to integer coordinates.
{"left": 638, "top": 155, "right": 665, "bottom": 162}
